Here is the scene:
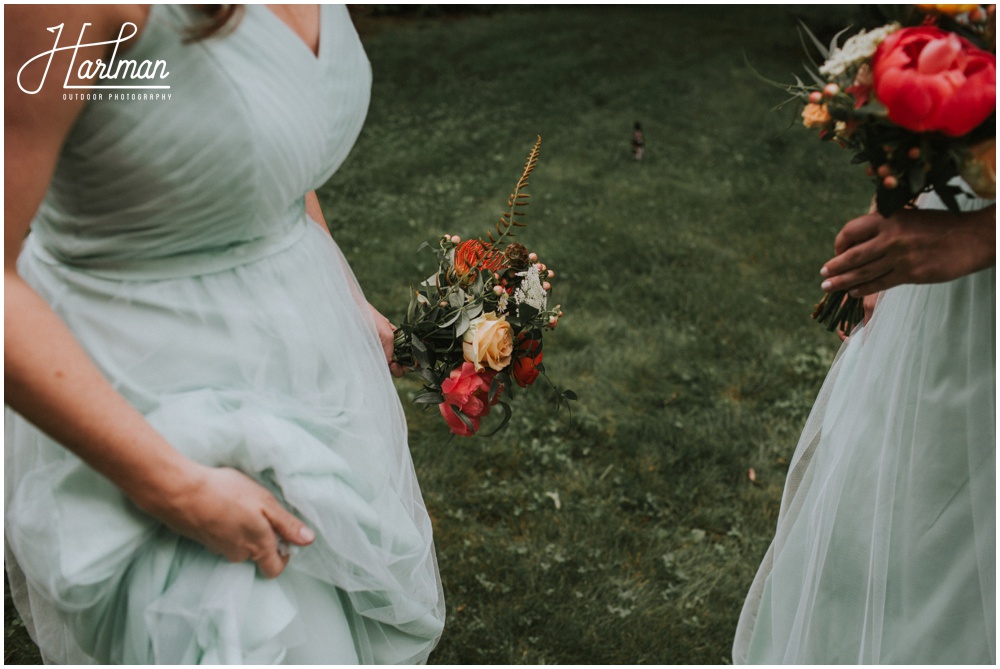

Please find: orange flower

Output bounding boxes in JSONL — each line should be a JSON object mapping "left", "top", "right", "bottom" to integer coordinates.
{"left": 454, "top": 239, "right": 505, "bottom": 276}
{"left": 960, "top": 137, "right": 996, "bottom": 199}
{"left": 801, "top": 102, "right": 832, "bottom": 129}
{"left": 512, "top": 337, "right": 543, "bottom": 388}
{"left": 915, "top": 4, "right": 980, "bottom": 15}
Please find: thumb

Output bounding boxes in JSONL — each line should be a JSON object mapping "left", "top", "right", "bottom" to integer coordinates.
{"left": 264, "top": 505, "right": 316, "bottom": 547}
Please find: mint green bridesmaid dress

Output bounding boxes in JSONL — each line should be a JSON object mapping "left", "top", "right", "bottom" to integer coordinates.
{"left": 733, "top": 183, "right": 995, "bottom": 664}
{"left": 4, "top": 5, "right": 445, "bottom": 664}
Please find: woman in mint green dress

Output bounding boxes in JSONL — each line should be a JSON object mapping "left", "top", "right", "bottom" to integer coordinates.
{"left": 5, "top": 5, "right": 444, "bottom": 663}
{"left": 734, "top": 184, "right": 995, "bottom": 663}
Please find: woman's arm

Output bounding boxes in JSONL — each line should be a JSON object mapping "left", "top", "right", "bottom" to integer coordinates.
{"left": 305, "top": 191, "right": 404, "bottom": 376}
{"left": 5, "top": 5, "right": 313, "bottom": 578}
{"left": 819, "top": 204, "right": 996, "bottom": 297}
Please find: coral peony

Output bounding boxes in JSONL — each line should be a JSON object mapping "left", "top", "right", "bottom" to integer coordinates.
{"left": 438, "top": 362, "right": 497, "bottom": 435}
{"left": 872, "top": 26, "right": 996, "bottom": 136}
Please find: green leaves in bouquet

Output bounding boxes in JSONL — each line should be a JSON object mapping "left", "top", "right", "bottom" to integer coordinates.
{"left": 849, "top": 116, "right": 988, "bottom": 218}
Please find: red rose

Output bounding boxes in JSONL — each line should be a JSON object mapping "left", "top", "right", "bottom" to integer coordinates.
{"left": 512, "top": 337, "right": 543, "bottom": 388}
{"left": 438, "top": 362, "right": 500, "bottom": 435}
{"left": 454, "top": 240, "right": 505, "bottom": 276}
{"left": 872, "top": 26, "right": 996, "bottom": 136}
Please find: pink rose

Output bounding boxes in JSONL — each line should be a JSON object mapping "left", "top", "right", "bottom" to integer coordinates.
{"left": 872, "top": 26, "right": 996, "bottom": 136}
{"left": 438, "top": 362, "right": 499, "bottom": 436}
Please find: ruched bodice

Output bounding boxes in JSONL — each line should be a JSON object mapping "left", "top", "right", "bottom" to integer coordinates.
{"left": 32, "top": 5, "right": 370, "bottom": 274}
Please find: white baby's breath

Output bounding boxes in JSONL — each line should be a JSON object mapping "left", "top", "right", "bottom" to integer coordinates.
{"left": 819, "top": 23, "right": 900, "bottom": 78}
{"left": 513, "top": 266, "right": 548, "bottom": 311}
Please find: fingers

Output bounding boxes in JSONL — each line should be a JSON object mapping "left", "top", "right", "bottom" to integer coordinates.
{"left": 822, "top": 255, "right": 892, "bottom": 295}
{"left": 368, "top": 305, "right": 398, "bottom": 369}
{"left": 253, "top": 539, "right": 290, "bottom": 579}
{"left": 862, "top": 293, "right": 878, "bottom": 325}
{"left": 263, "top": 503, "right": 316, "bottom": 548}
{"left": 841, "top": 270, "right": 898, "bottom": 298}
{"left": 253, "top": 503, "right": 315, "bottom": 579}
{"left": 833, "top": 213, "right": 882, "bottom": 256}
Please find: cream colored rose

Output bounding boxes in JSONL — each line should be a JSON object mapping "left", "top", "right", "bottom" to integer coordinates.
{"left": 462, "top": 313, "right": 513, "bottom": 372}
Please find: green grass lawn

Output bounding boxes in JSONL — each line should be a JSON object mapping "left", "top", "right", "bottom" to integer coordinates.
{"left": 5, "top": 5, "right": 877, "bottom": 664}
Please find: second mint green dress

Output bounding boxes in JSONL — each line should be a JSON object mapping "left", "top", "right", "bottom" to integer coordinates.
{"left": 733, "top": 184, "right": 995, "bottom": 663}
{"left": 4, "top": 5, "right": 445, "bottom": 664}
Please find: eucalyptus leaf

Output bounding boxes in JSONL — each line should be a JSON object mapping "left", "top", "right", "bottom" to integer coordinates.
{"left": 465, "top": 301, "right": 484, "bottom": 320}
{"left": 412, "top": 338, "right": 432, "bottom": 369}
{"left": 416, "top": 367, "right": 438, "bottom": 386}
{"left": 413, "top": 392, "right": 445, "bottom": 405}
{"left": 455, "top": 311, "right": 471, "bottom": 338}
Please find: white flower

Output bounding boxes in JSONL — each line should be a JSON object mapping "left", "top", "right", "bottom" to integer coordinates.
{"left": 513, "top": 266, "right": 548, "bottom": 312}
{"left": 819, "top": 23, "right": 900, "bottom": 79}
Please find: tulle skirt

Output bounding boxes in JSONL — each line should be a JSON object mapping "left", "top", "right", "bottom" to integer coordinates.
{"left": 733, "top": 188, "right": 995, "bottom": 664}
{"left": 5, "top": 216, "right": 445, "bottom": 664}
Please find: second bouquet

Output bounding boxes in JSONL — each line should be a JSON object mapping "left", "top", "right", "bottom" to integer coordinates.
{"left": 392, "top": 136, "right": 573, "bottom": 437}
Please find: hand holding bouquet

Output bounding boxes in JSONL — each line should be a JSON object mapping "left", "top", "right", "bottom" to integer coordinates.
{"left": 392, "top": 136, "right": 574, "bottom": 436}
{"left": 776, "top": 5, "right": 995, "bottom": 334}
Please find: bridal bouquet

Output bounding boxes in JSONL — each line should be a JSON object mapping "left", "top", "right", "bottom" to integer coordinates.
{"left": 780, "top": 4, "right": 996, "bottom": 334}
{"left": 392, "top": 136, "right": 574, "bottom": 436}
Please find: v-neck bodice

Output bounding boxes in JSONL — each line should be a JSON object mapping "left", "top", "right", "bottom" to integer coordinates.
{"left": 32, "top": 4, "right": 371, "bottom": 274}
{"left": 263, "top": 5, "right": 323, "bottom": 60}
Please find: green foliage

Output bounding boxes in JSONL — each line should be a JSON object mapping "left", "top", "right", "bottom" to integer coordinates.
{"left": 5, "top": 5, "right": 873, "bottom": 664}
